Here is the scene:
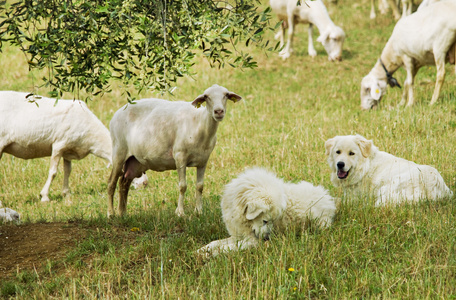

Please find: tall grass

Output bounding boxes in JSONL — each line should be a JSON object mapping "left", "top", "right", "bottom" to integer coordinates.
{"left": 1, "top": 0, "right": 456, "bottom": 298}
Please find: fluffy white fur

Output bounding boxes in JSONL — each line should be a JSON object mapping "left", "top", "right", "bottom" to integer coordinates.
{"left": 0, "top": 207, "right": 21, "bottom": 224}
{"left": 325, "top": 135, "right": 453, "bottom": 205}
{"left": 198, "top": 167, "right": 336, "bottom": 257}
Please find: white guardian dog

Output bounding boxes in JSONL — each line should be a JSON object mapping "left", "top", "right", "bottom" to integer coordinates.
{"left": 198, "top": 167, "right": 336, "bottom": 257}
{"left": 325, "top": 134, "right": 453, "bottom": 205}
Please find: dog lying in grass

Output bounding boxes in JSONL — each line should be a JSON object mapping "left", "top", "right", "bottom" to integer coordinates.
{"left": 198, "top": 167, "right": 336, "bottom": 257}
{"left": 325, "top": 134, "right": 453, "bottom": 206}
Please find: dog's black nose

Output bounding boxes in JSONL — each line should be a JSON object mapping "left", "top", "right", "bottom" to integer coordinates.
{"left": 337, "top": 161, "right": 345, "bottom": 169}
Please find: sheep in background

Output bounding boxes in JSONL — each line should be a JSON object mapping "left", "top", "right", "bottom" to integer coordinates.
{"left": 370, "top": 0, "right": 402, "bottom": 20}
{"left": 360, "top": 1, "right": 456, "bottom": 110}
{"left": 270, "top": 0, "right": 345, "bottom": 61}
{"left": 0, "top": 91, "right": 113, "bottom": 201}
{"left": 0, "top": 207, "right": 21, "bottom": 224}
{"left": 107, "top": 84, "right": 242, "bottom": 217}
{"left": 400, "top": 0, "right": 414, "bottom": 17}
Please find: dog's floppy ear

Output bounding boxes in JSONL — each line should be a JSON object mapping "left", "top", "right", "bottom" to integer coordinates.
{"left": 325, "top": 137, "right": 336, "bottom": 156}
{"left": 355, "top": 135, "right": 373, "bottom": 158}
{"left": 244, "top": 203, "right": 267, "bottom": 220}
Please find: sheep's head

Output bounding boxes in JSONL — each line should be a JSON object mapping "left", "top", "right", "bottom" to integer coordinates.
{"left": 192, "top": 84, "right": 242, "bottom": 122}
{"left": 360, "top": 74, "right": 387, "bottom": 110}
{"left": 317, "top": 26, "right": 345, "bottom": 62}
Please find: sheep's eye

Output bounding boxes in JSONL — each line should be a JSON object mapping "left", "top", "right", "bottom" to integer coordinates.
{"left": 336, "top": 150, "right": 341, "bottom": 154}
{"left": 263, "top": 220, "right": 268, "bottom": 225}
{"left": 349, "top": 151, "right": 355, "bottom": 156}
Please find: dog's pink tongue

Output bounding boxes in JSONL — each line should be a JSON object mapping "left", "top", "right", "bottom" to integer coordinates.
{"left": 337, "top": 170, "right": 348, "bottom": 179}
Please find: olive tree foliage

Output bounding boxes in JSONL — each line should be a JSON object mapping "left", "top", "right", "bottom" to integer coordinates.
{"left": 0, "top": 0, "right": 278, "bottom": 101}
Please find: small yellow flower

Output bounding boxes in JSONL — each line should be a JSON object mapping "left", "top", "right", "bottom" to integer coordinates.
{"left": 288, "top": 267, "right": 295, "bottom": 272}
{"left": 130, "top": 227, "right": 140, "bottom": 232}
{"left": 293, "top": 287, "right": 297, "bottom": 291}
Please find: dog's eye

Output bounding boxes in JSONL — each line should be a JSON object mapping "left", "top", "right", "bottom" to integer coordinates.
{"left": 349, "top": 151, "right": 355, "bottom": 156}
{"left": 336, "top": 150, "right": 341, "bottom": 154}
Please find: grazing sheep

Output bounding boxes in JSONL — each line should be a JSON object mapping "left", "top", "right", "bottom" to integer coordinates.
{"left": 270, "top": 0, "right": 345, "bottom": 61}
{"left": 197, "top": 167, "right": 336, "bottom": 257}
{"left": 0, "top": 91, "right": 112, "bottom": 201}
{"left": 107, "top": 84, "right": 242, "bottom": 217}
{"left": 360, "top": 1, "right": 456, "bottom": 110}
{"left": 0, "top": 207, "right": 21, "bottom": 224}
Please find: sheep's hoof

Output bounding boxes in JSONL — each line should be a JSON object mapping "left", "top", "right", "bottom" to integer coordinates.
{"left": 175, "top": 207, "right": 185, "bottom": 217}
{"left": 279, "top": 51, "right": 291, "bottom": 60}
{"left": 40, "top": 197, "right": 50, "bottom": 202}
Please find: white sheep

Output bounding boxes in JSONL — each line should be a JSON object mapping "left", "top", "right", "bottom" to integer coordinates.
{"left": 107, "top": 84, "right": 242, "bottom": 217}
{"left": 270, "top": 0, "right": 345, "bottom": 61}
{"left": 360, "top": 1, "right": 456, "bottom": 110}
{"left": 0, "top": 91, "right": 112, "bottom": 201}
{"left": 0, "top": 208, "right": 21, "bottom": 224}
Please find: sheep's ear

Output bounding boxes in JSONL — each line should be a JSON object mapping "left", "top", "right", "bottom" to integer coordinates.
{"left": 192, "top": 94, "right": 206, "bottom": 108}
{"left": 317, "top": 30, "right": 329, "bottom": 43}
{"left": 355, "top": 135, "right": 373, "bottom": 158}
{"left": 245, "top": 203, "right": 266, "bottom": 221}
{"left": 369, "top": 82, "right": 382, "bottom": 100}
{"left": 227, "top": 92, "right": 242, "bottom": 103}
{"left": 325, "top": 137, "right": 336, "bottom": 156}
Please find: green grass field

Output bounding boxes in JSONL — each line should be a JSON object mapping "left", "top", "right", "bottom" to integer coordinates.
{"left": 1, "top": 0, "right": 456, "bottom": 298}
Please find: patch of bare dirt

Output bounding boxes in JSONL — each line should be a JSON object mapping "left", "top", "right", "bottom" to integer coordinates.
{"left": 0, "top": 222, "right": 88, "bottom": 280}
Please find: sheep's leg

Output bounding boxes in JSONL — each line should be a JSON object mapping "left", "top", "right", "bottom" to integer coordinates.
{"left": 175, "top": 164, "right": 187, "bottom": 217}
{"left": 195, "top": 165, "right": 207, "bottom": 214}
{"left": 386, "top": 0, "right": 401, "bottom": 20}
{"left": 308, "top": 24, "right": 317, "bottom": 58}
{"left": 370, "top": 0, "right": 377, "bottom": 19}
{"left": 279, "top": 15, "right": 295, "bottom": 60}
{"left": 118, "top": 175, "right": 133, "bottom": 216}
{"left": 40, "top": 148, "right": 63, "bottom": 202}
{"left": 107, "top": 162, "right": 123, "bottom": 217}
{"left": 401, "top": 56, "right": 417, "bottom": 106}
{"left": 62, "top": 159, "right": 71, "bottom": 197}
{"left": 379, "top": 0, "right": 389, "bottom": 14}
{"left": 430, "top": 57, "right": 446, "bottom": 105}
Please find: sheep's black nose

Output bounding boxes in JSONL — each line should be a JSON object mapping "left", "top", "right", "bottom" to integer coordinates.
{"left": 337, "top": 161, "right": 345, "bottom": 169}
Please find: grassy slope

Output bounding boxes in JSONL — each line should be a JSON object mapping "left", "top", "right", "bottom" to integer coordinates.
{"left": 1, "top": 0, "right": 456, "bottom": 298}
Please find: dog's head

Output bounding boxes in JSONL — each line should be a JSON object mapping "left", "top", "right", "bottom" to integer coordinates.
{"left": 222, "top": 167, "right": 287, "bottom": 241}
{"left": 325, "top": 135, "right": 375, "bottom": 186}
{"left": 243, "top": 198, "right": 285, "bottom": 241}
